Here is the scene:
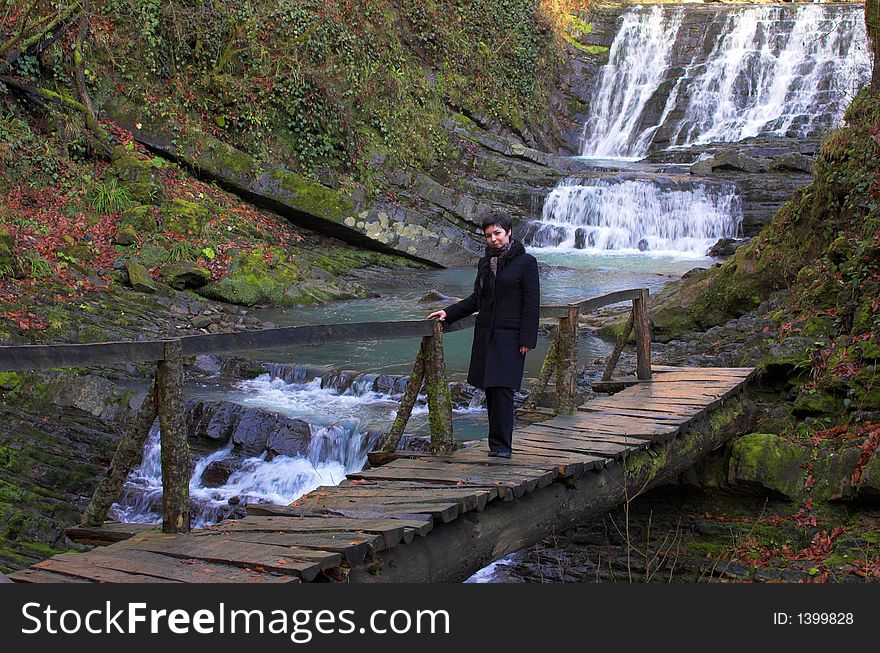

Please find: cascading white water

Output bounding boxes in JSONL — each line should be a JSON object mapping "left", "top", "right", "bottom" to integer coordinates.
{"left": 582, "top": 3, "right": 870, "bottom": 158}
{"left": 671, "top": 3, "right": 870, "bottom": 146}
{"left": 580, "top": 5, "right": 683, "bottom": 158}
{"left": 112, "top": 370, "right": 485, "bottom": 527}
{"left": 526, "top": 177, "right": 743, "bottom": 257}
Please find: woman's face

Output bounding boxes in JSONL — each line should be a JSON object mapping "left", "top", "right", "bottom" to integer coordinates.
{"left": 484, "top": 224, "right": 511, "bottom": 248}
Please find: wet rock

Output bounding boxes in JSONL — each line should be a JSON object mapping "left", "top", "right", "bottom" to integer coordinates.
{"left": 158, "top": 262, "right": 212, "bottom": 290}
{"left": 708, "top": 238, "right": 749, "bottom": 257}
{"left": 185, "top": 399, "right": 313, "bottom": 457}
{"left": 265, "top": 420, "right": 313, "bottom": 458}
{"left": 637, "top": 239, "right": 649, "bottom": 252}
{"left": 48, "top": 374, "right": 125, "bottom": 422}
{"left": 200, "top": 460, "right": 237, "bottom": 487}
{"left": 574, "top": 228, "right": 588, "bottom": 249}
{"left": 419, "top": 290, "right": 454, "bottom": 303}
{"left": 768, "top": 152, "right": 815, "bottom": 173}
{"left": 691, "top": 149, "right": 771, "bottom": 174}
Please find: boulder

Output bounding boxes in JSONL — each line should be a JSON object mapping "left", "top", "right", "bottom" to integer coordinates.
{"left": 419, "top": 290, "right": 453, "bottom": 303}
{"left": 691, "top": 150, "right": 771, "bottom": 174}
{"left": 199, "top": 459, "right": 237, "bottom": 487}
{"left": 768, "top": 152, "right": 815, "bottom": 173}
{"left": 119, "top": 205, "right": 158, "bottom": 233}
{"left": 113, "top": 224, "right": 138, "bottom": 246}
{"left": 158, "top": 261, "right": 212, "bottom": 289}
{"left": 124, "top": 260, "right": 158, "bottom": 293}
{"left": 110, "top": 154, "right": 165, "bottom": 204}
{"left": 160, "top": 198, "right": 212, "bottom": 236}
{"left": 48, "top": 374, "right": 124, "bottom": 421}
{"left": 708, "top": 238, "right": 749, "bottom": 257}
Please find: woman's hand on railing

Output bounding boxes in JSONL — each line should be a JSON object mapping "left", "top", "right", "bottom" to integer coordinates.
{"left": 426, "top": 310, "right": 447, "bottom": 321}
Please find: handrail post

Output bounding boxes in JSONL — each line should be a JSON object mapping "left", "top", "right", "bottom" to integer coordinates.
{"left": 425, "top": 321, "right": 454, "bottom": 454}
{"left": 80, "top": 381, "right": 158, "bottom": 527}
{"left": 632, "top": 289, "right": 652, "bottom": 380}
{"left": 383, "top": 343, "right": 426, "bottom": 453}
{"left": 555, "top": 303, "right": 580, "bottom": 414}
{"left": 156, "top": 340, "right": 190, "bottom": 533}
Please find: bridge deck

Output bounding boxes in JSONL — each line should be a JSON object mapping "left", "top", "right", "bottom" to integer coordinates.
{"left": 8, "top": 366, "right": 754, "bottom": 584}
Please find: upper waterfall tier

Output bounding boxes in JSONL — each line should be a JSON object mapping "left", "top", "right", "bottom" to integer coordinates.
{"left": 581, "top": 2, "right": 870, "bottom": 158}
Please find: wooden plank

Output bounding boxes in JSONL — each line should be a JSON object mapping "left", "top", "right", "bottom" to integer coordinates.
{"left": 448, "top": 449, "right": 586, "bottom": 478}
{"left": 8, "top": 568, "right": 94, "bottom": 583}
{"left": 53, "top": 550, "right": 297, "bottom": 584}
{"left": 200, "top": 531, "right": 380, "bottom": 565}
{"left": 347, "top": 466, "right": 527, "bottom": 498}
{"left": 387, "top": 458, "right": 557, "bottom": 485}
{"left": 311, "top": 484, "right": 492, "bottom": 512}
{"left": 579, "top": 402, "right": 701, "bottom": 417}
{"left": 65, "top": 523, "right": 159, "bottom": 546}
{"left": 241, "top": 508, "right": 433, "bottom": 538}
{"left": 515, "top": 433, "right": 644, "bottom": 459}
{"left": 0, "top": 340, "right": 164, "bottom": 372}
{"left": 338, "top": 479, "right": 512, "bottom": 502}
{"left": 295, "top": 500, "right": 461, "bottom": 524}
{"left": 119, "top": 535, "right": 334, "bottom": 581}
{"left": 576, "top": 406, "right": 689, "bottom": 422}
{"left": 33, "top": 558, "right": 179, "bottom": 583}
{"left": 519, "top": 423, "right": 659, "bottom": 445}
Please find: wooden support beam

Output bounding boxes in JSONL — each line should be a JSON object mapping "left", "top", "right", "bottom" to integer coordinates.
{"left": 382, "top": 343, "right": 426, "bottom": 453}
{"left": 423, "top": 321, "right": 454, "bottom": 455}
{"left": 601, "top": 310, "right": 635, "bottom": 383}
{"left": 632, "top": 288, "right": 652, "bottom": 381}
{"left": 525, "top": 325, "right": 559, "bottom": 411}
{"left": 555, "top": 304, "right": 580, "bottom": 414}
{"left": 156, "top": 340, "right": 190, "bottom": 534}
{"left": 80, "top": 382, "right": 158, "bottom": 527}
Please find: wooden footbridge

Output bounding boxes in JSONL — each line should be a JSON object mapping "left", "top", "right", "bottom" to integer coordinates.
{"left": 1, "top": 289, "right": 755, "bottom": 583}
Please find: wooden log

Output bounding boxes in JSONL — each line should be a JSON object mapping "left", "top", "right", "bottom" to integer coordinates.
{"left": 383, "top": 342, "right": 425, "bottom": 453}
{"left": 524, "top": 325, "right": 559, "bottom": 411}
{"left": 632, "top": 288, "right": 652, "bottom": 380}
{"left": 80, "top": 383, "right": 158, "bottom": 527}
{"left": 156, "top": 340, "right": 190, "bottom": 534}
{"left": 601, "top": 310, "right": 635, "bottom": 382}
{"left": 555, "top": 304, "right": 580, "bottom": 414}
{"left": 424, "top": 320, "right": 454, "bottom": 454}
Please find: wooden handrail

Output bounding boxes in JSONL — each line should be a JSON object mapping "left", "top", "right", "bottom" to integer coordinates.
{"left": 26, "top": 286, "right": 650, "bottom": 534}
{"left": 0, "top": 289, "right": 648, "bottom": 372}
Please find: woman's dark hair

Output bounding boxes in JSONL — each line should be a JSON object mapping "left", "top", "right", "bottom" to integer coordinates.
{"left": 481, "top": 213, "right": 513, "bottom": 234}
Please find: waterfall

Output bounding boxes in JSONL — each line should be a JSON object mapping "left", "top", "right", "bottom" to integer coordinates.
{"left": 111, "top": 369, "right": 485, "bottom": 527}
{"left": 580, "top": 5, "right": 684, "bottom": 158}
{"left": 523, "top": 177, "right": 743, "bottom": 257}
{"left": 582, "top": 3, "right": 870, "bottom": 158}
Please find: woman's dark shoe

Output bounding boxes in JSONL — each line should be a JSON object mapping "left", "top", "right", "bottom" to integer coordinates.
{"left": 488, "top": 451, "right": 512, "bottom": 458}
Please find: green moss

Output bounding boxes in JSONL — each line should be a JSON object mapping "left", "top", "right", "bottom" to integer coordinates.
{"left": 136, "top": 243, "right": 170, "bottom": 267}
{"left": 198, "top": 246, "right": 366, "bottom": 306}
{"left": 729, "top": 433, "right": 808, "bottom": 500}
{"left": 110, "top": 153, "right": 166, "bottom": 205}
{"left": 160, "top": 198, "right": 212, "bottom": 235}
{"left": 120, "top": 205, "right": 159, "bottom": 233}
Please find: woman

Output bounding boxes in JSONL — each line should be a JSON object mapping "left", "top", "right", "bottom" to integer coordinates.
{"left": 427, "top": 213, "right": 540, "bottom": 458}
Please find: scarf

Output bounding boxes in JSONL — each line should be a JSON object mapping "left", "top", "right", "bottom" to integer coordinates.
{"left": 478, "top": 238, "right": 525, "bottom": 302}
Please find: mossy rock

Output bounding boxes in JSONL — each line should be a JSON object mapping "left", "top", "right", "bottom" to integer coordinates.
{"left": 124, "top": 260, "right": 158, "bottom": 293}
{"left": 110, "top": 154, "right": 165, "bottom": 205}
{"left": 198, "top": 248, "right": 364, "bottom": 306}
{"left": 159, "top": 198, "right": 211, "bottom": 236}
{"left": 792, "top": 388, "right": 840, "bottom": 415}
{"left": 728, "top": 433, "right": 808, "bottom": 500}
{"left": 136, "top": 243, "right": 170, "bottom": 268}
{"left": 119, "top": 205, "right": 158, "bottom": 233}
{"left": 114, "top": 224, "right": 138, "bottom": 246}
{"left": 158, "top": 261, "right": 212, "bottom": 290}
{"left": 57, "top": 245, "right": 94, "bottom": 264}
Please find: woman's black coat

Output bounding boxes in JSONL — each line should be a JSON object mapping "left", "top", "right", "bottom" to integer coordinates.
{"left": 443, "top": 247, "right": 540, "bottom": 390}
